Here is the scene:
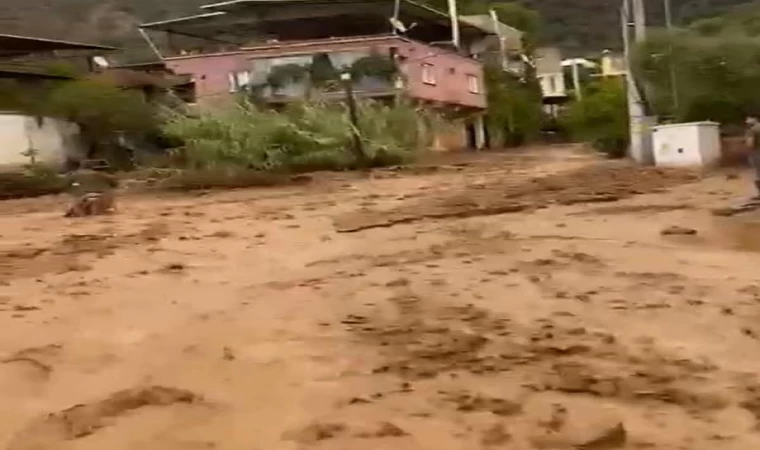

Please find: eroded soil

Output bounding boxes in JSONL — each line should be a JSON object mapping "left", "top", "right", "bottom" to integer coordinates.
{"left": 2, "top": 145, "right": 760, "bottom": 449}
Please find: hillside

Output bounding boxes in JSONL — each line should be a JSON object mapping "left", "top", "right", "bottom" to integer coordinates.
{"left": 0, "top": 0, "right": 753, "bottom": 57}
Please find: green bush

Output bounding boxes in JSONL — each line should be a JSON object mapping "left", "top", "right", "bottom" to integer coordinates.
{"left": 162, "top": 99, "right": 422, "bottom": 173}
{"left": 46, "top": 79, "right": 159, "bottom": 166}
{"left": 633, "top": 9, "right": 760, "bottom": 125}
{"left": 484, "top": 65, "right": 544, "bottom": 147}
{"left": 560, "top": 79, "right": 629, "bottom": 158}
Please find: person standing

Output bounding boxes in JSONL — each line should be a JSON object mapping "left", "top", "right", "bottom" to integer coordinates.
{"left": 745, "top": 115, "right": 760, "bottom": 200}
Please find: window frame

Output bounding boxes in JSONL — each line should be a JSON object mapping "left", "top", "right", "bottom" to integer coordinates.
{"left": 421, "top": 63, "right": 436, "bottom": 85}
{"left": 467, "top": 74, "right": 481, "bottom": 94}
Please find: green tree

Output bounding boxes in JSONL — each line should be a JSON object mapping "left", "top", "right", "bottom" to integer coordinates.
{"left": 484, "top": 66, "right": 543, "bottom": 147}
{"left": 489, "top": 2, "right": 542, "bottom": 51}
{"left": 473, "top": 2, "right": 545, "bottom": 147}
{"left": 46, "top": 79, "right": 158, "bottom": 164}
{"left": 560, "top": 79, "right": 629, "bottom": 158}
{"left": 634, "top": 23, "right": 760, "bottom": 125}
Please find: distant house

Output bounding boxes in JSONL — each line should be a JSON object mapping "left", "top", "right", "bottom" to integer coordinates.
{"left": 139, "top": 0, "right": 513, "bottom": 150}
{"left": 460, "top": 14, "right": 524, "bottom": 73}
{"left": 535, "top": 47, "right": 568, "bottom": 116}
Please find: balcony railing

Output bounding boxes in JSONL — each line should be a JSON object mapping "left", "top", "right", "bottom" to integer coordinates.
{"left": 235, "top": 50, "right": 400, "bottom": 102}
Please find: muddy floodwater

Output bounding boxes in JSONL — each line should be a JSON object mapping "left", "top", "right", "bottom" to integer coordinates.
{"left": 2, "top": 146, "right": 760, "bottom": 450}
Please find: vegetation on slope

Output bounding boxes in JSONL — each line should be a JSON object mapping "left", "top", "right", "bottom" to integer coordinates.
{"left": 0, "top": 0, "right": 754, "bottom": 54}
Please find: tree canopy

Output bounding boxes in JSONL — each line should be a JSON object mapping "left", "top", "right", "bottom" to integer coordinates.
{"left": 634, "top": 4, "right": 760, "bottom": 125}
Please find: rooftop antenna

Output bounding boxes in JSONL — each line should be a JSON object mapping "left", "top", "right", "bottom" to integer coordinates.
{"left": 390, "top": 0, "right": 416, "bottom": 34}
{"left": 389, "top": 17, "right": 417, "bottom": 34}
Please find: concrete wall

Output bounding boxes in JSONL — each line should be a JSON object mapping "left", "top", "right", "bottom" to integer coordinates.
{"left": 164, "top": 36, "right": 486, "bottom": 109}
{"left": 0, "top": 114, "right": 84, "bottom": 171}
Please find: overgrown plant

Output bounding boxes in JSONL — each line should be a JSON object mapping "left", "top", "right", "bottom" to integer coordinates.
{"left": 162, "top": 99, "right": 424, "bottom": 173}
{"left": 560, "top": 79, "right": 629, "bottom": 158}
{"left": 480, "top": 2, "right": 546, "bottom": 147}
{"left": 484, "top": 65, "right": 544, "bottom": 147}
{"left": 45, "top": 79, "right": 158, "bottom": 163}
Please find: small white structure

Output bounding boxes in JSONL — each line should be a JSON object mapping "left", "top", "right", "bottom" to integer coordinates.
{"left": 0, "top": 113, "right": 85, "bottom": 172}
{"left": 535, "top": 47, "right": 566, "bottom": 99}
{"left": 651, "top": 121, "right": 721, "bottom": 167}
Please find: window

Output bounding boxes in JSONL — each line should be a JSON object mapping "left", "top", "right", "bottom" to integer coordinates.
{"left": 228, "top": 72, "right": 236, "bottom": 93}
{"left": 467, "top": 74, "right": 481, "bottom": 94}
{"left": 229, "top": 71, "right": 252, "bottom": 93}
{"left": 422, "top": 63, "right": 436, "bottom": 85}
{"left": 236, "top": 71, "right": 251, "bottom": 89}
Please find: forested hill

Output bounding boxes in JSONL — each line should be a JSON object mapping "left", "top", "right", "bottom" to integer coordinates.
{"left": 0, "top": 0, "right": 752, "bottom": 55}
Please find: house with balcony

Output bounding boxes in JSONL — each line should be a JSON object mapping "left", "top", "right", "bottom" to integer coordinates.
{"left": 534, "top": 47, "right": 569, "bottom": 117}
{"left": 139, "top": 0, "right": 498, "bottom": 150}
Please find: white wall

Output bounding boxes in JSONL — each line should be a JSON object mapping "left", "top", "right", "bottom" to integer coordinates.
{"left": 652, "top": 122, "right": 720, "bottom": 167}
{"left": 538, "top": 73, "right": 566, "bottom": 98}
{"left": 0, "top": 114, "right": 84, "bottom": 171}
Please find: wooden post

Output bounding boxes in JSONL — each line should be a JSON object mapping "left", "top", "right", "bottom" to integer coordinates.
{"left": 341, "top": 72, "right": 367, "bottom": 166}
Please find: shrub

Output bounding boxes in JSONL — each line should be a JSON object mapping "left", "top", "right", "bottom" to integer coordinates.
{"left": 560, "top": 79, "right": 629, "bottom": 158}
{"left": 45, "top": 79, "right": 158, "bottom": 165}
{"left": 161, "top": 99, "right": 422, "bottom": 173}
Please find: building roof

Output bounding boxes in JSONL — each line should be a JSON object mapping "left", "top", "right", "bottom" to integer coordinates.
{"left": 140, "top": 0, "right": 489, "bottom": 44}
{"left": 561, "top": 58, "right": 597, "bottom": 69}
{"left": 89, "top": 68, "right": 191, "bottom": 89}
{"left": 0, "top": 34, "right": 117, "bottom": 58}
{"left": 112, "top": 61, "right": 171, "bottom": 72}
{"left": 0, "top": 68, "right": 72, "bottom": 80}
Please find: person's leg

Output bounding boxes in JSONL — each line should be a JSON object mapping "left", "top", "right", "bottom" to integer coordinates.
{"left": 749, "top": 151, "right": 760, "bottom": 198}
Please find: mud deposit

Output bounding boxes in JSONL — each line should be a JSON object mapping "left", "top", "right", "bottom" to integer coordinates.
{"left": 1, "top": 147, "right": 760, "bottom": 449}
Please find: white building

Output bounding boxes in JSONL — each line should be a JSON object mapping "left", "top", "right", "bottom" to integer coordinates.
{"left": 535, "top": 47, "right": 566, "bottom": 100}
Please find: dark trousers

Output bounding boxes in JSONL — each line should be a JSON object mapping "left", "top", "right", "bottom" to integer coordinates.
{"left": 750, "top": 151, "right": 760, "bottom": 194}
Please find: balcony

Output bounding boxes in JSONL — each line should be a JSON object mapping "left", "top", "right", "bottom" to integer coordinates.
{"left": 241, "top": 50, "right": 400, "bottom": 103}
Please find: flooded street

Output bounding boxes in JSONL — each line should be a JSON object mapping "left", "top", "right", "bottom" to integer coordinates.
{"left": 2, "top": 146, "right": 760, "bottom": 450}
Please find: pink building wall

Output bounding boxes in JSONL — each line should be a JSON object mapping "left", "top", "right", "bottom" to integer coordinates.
{"left": 396, "top": 39, "right": 485, "bottom": 109}
{"left": 164, "top": 36, "right": 486, "bottom": 109}
{"left": 164, "top": 51, "right": 249, "bottom": 104}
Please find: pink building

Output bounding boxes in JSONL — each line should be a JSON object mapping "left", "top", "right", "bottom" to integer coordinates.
{"left": 141, "top": 0, "right": 494, "bottom": 149}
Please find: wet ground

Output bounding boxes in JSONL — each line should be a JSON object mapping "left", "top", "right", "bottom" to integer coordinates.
{"left": 2, "top": 145, "right": 760, "bottom": 450}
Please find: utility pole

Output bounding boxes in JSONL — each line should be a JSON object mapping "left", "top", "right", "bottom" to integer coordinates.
{"left": 138, "top": 27, "right": 163, "bottom": 60}
{"left": 489, "top": 9, "right": 507, "bottom": 70}
{"left": 571, "top": 60, "right": 583, "bottom": 101}
{"left": 340, "top": 72, "right": 367, "bottom": 166}
{"left": 622, "top": 0, "right": 654, "bottom": 164}
{"left": 664, "top": 0, "right": 679, "bottom": 113}
{"left": 447, "top": 0, "right": 460, "bottom": 49}
{"left": 392, "top": 0, "right": 401, "bottom": 34}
